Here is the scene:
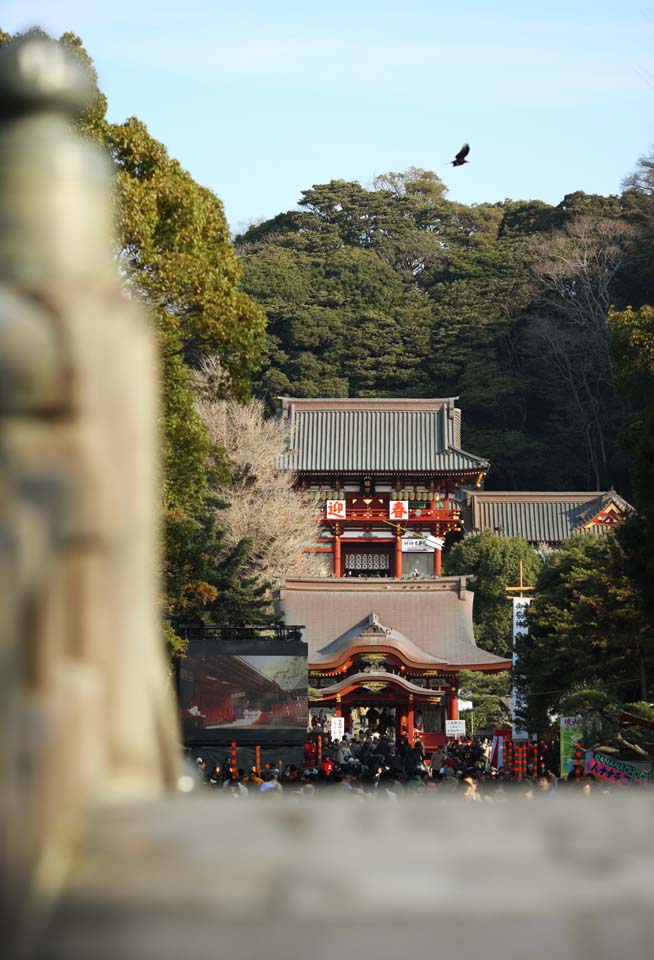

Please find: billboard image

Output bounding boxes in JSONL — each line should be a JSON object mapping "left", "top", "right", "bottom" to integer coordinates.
{"left": 179, "top": 653, "right": 308, "bottom": 738}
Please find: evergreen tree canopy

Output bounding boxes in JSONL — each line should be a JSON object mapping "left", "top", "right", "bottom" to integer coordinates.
{"left": 444, "top": 531, "right": 542, "bottom": 658}
{"left": 516, "top": 534, "right": 651, "bottom": 734}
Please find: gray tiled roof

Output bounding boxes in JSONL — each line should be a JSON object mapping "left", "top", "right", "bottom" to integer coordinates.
{"left": 278, "top": 399, "right": 488, "bottom": 474}
{"left": 277, "top": 577, "right": 509, "bottom": 669}
{"left": 464, "top": 490, "right": 633, "bottom": 544}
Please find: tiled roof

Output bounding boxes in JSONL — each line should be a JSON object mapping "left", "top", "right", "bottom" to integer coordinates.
{"left": 278, "top": 398, "right": 488, "bottom": 474}
{"left": 276, "top": 577, "right": 510, "bottom": 670}
{"left": 464, "top": 490, "right": 633, "bottom": 544}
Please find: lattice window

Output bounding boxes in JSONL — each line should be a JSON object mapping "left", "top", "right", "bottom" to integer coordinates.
{"left": 344, "top": 553, "right": 390, "bottom": 571}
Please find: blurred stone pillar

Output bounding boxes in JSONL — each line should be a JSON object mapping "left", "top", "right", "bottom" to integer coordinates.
{"left": 0, "top": 36, "right": 179, "bottom": 953}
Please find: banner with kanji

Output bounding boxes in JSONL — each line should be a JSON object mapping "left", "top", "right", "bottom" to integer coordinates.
{"left": 325, "top": 499, "right": 346, "bottom": 521}
{"left": 388, "top": 500, "right": 408, "bottom": 521}
{"left": 585, "top": 751, "right": 654, "bottom": 785}
{"left": 511, "top": 598, "right": 531, "bottom": 740}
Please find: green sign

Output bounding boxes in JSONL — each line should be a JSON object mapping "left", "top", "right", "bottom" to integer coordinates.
{"left": 560, "top": 716, "right": 584, "bottom": 778}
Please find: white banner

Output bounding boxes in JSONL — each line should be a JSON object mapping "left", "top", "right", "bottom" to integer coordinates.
{"left": 402, "top": 538, "right": 435, "bottom": 553}
{"left": 388, "top": 500, "right": 409, "bottom": 521}
{"left": 512, "top": 598, "right": 531, "bottom": 740}
{"left": 325, "top": 499, "right": 346, "bottom": 521}
{"left": 330, "top": 716, "right": 345, "bottom": 740}
{"left": 445, "top": 719, "right": 466, "bottom": 737}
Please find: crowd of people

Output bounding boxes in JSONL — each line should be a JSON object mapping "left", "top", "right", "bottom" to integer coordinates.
{"left": 189, "top": 732, "right": 617, "bottom": 800}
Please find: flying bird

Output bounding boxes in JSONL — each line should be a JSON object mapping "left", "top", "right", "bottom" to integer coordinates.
{"left": 451, "top": 143, "right": 470, "bottom": 167}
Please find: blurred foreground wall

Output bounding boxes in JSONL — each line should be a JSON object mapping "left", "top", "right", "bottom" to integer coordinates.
{"left": 42, "top": 794, "right": 654, "bottom": 960}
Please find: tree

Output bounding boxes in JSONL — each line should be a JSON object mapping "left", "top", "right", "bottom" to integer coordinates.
{"left": 525, "top": 216, "right": 634, "bottom": 489}
{"left": 0, "top": 29, "right": 271, "bottom": 652}
{"left": 609, "top": 304, "right": 654, "bottom": 675}
{"left": 515, "top": 534, "right": 650, "bottom": 734}
{"left": 164, "top": 495, "right": 276, "bottom": 651}
{"left": 559, "top": 690, "right": 654, "bottom": 766}
{"left": 457, "top": 670, "right": 511, "bottom": 733}
{"left": 444, "top": 531, "right": 542, "bottom": 657}
{"left": 194, "top": 357, "right": 324, "bottom": 587}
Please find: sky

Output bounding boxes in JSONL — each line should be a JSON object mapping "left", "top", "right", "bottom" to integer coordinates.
{"left": 3, "top": 1, "right": 653, "bottom": 231}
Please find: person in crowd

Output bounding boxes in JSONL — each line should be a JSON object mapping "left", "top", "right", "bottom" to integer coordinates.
{"left": 242, "top": 766, "right": 263, "bottom": 787}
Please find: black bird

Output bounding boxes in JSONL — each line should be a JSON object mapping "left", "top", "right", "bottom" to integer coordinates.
{"left": 451, "top": 143, "right": 470, "bottom": 167}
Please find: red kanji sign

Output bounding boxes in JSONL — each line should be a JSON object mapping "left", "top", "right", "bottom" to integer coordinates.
{"left": 389, "top": 500, "right": 409, "bottom": 520}
{"left": 325, "top": 499, "right": 346, "bottom": 520}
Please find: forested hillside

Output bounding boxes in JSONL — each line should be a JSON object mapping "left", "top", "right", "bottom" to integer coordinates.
{"left": 236, "top": 166, "right": 654, "bottom": 494}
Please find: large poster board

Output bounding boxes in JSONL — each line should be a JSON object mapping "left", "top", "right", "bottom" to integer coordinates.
{"left": 178, "top": 629, "right": 308, "bottom": 747}
{"left": 180, "top": 653, "right": 307, "bottom": 736}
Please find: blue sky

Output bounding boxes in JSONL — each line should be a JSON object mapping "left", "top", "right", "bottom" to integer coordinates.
{"left": 3, "top": 1, "right": 653, "bottom": 231}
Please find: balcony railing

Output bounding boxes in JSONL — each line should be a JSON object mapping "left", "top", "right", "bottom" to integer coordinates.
{"left": 322, "top": 502, "right": 461, "bottom": 522}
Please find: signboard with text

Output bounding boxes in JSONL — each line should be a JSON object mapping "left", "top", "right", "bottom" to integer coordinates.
{"left": 401, "top": 538, "right": 435, "bottom": 553}
{"left": 330, "top": 716, "right": 345, "bottom": 740}
{"left": 388, "top": 501, "right": 409, "bottom": 521}
{"left": 325, "top": 499, "right": 346, "bottom": 521}
{"left": 445, "top": 719, "right": 466, "bottom": 737}
{"left": 585, "top": 751, "right": 654, "bottom": 785}
{"left": 560, "top": 716, "right": 585, "bottom": 779}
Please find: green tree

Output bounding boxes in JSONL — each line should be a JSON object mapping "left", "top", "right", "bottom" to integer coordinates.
{"left": 0, "top": 29, "right": 271, "bottom": 651}
{"left": 164, "top": 495, "right": 276, "bottom": 651}
{"left": 444, "top": 531, "right": 541, "bottom": 657}
{"left": 610, "top": 304, "right": 654, "bottom": 680}
{"left": 457, "top": 670, "right": 511, "bottom": 733}
{"left": 516, "top": 534, "right": 649, "bottom": 734}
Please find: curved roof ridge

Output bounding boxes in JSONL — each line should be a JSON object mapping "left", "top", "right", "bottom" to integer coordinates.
{"left": 314, "top": 612, "right": 447, "bottom": 664}
{"left": 315, "top": 671, "right": 448, "bottom": 698}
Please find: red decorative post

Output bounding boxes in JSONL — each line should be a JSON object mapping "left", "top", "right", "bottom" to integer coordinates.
{"left": 230, "top": 741, "right": 237, "bottom": 778}
{"left": 255, "top": 744, "right": 261, "bottom": 775}
{"left": 502, "top": 733, "right": 511, "bottom": 772}
{"left": 335, "top": 695, "right": 342, "bottom": 719}
{"left": 407, "top": 694, "right": 415, "bottom": 744}
{"left": 394, "top": 529, "right": 403, "bottom": 578}
{"left": 516, "top": 743, "right": 524, "bottom": 781}
{"left": 317, "top": 735, "right": 322, "bottom": 767}
{"left": 334, "top": 526, "right": 342, "bottom": 577}
{"left": 446, "top": 686, "right": 459, "bottom": 721}
{"left": 434, "top": 547, "right": 442, "bottom": 576}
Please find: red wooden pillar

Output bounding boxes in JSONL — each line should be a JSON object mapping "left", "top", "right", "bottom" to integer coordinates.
{"left": 334, "top": 528, "right": 342, "bottom": 577}
{"left": 394, "top": 531, "right": 403, "bottom": 578}
{"left": 434, "top": 547, "right": 442, "bottom": 576}
{"left": 407, "top": 694, "right": 415, "bottom": 744}
{"left": 335, "top": 695, "right": 342, "bottom": 719}
{"left": 446, "top": 685, "right": 459, "bottom": 721}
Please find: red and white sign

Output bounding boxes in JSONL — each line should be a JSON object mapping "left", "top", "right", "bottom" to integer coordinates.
{"left": 388, "top": 500, "right": 409, "bottom": 521}
{"left": 325, "top": 499, "right": 346, "bottom": 520}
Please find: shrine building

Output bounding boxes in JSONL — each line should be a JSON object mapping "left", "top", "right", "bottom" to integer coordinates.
{"left": 278, "top": 396, "right": 489, "bottom": 578}
{"left": 275, "top": 396, "right": 632, "bottom": 749}
{"left": 277, "top": 576, "right": 510, "bottom": 752}
{"left": 276, "top": 397, "right": 509, "bottom": 748}
{"left": 462, "top": 489, "right": 633, "bottom": 546}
